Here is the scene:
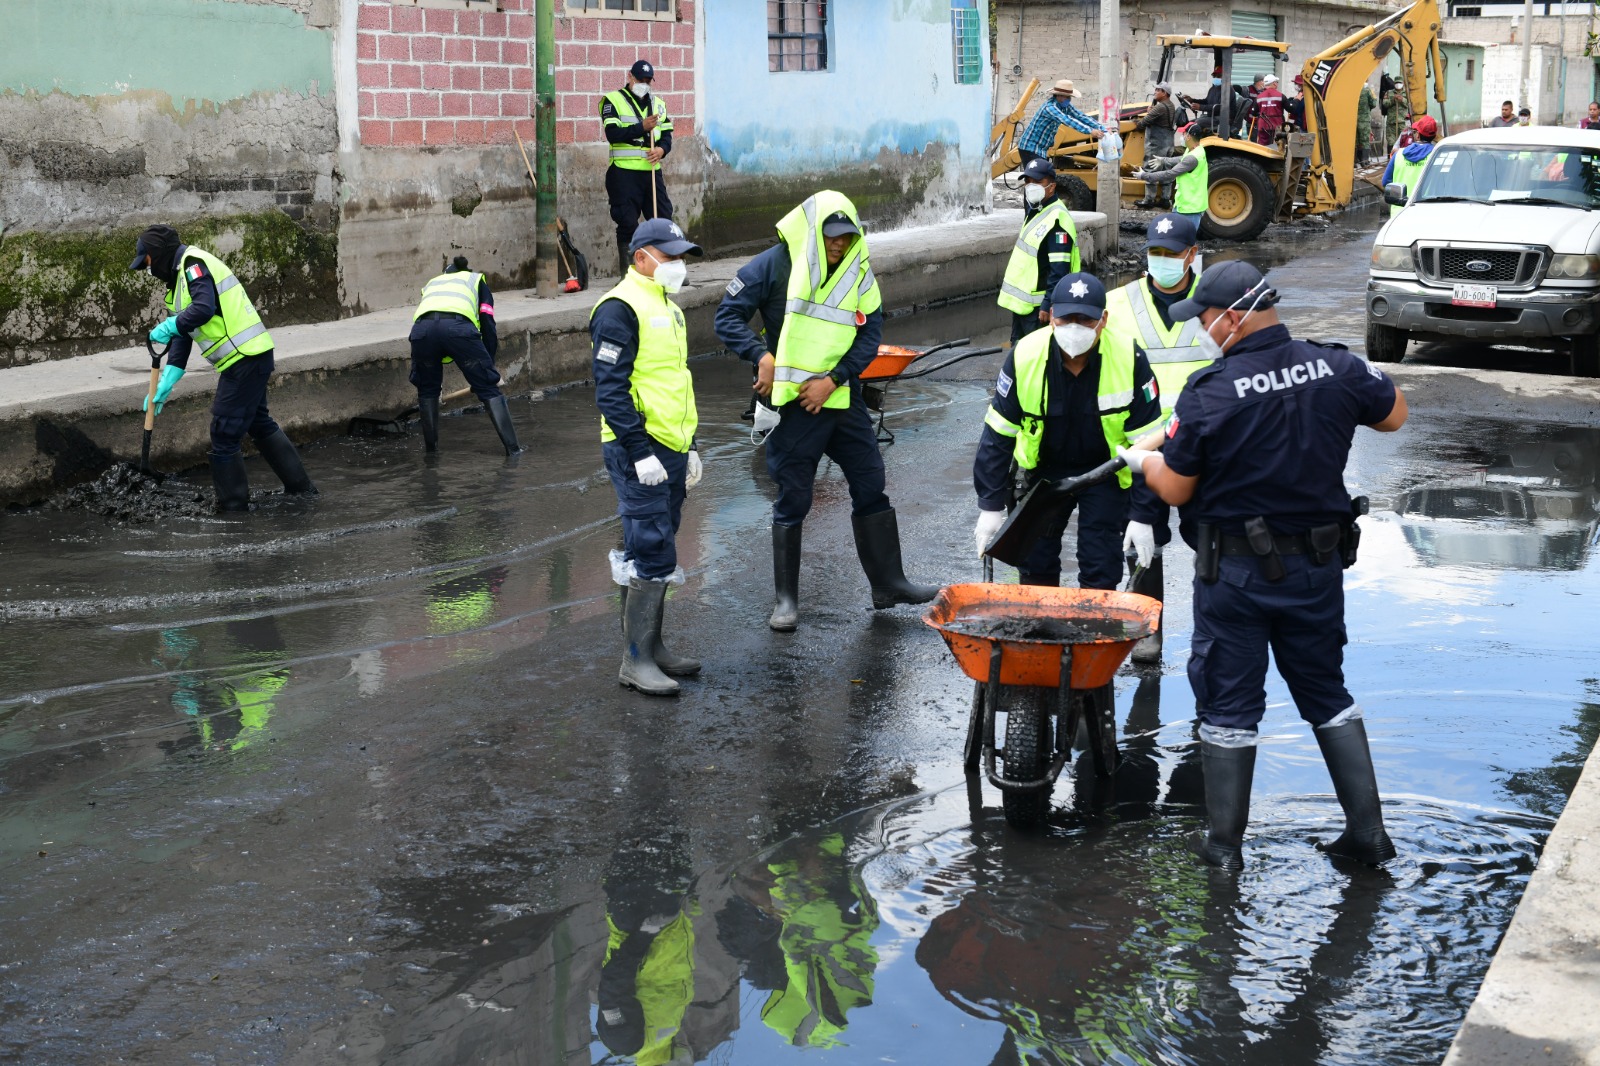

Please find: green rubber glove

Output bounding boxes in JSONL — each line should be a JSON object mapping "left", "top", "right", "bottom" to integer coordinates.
{"left": 149, "top": 317, "right": 181, "bottom": 345}
{"left": 144, "top": 364, "right": 186, "bottom": 414}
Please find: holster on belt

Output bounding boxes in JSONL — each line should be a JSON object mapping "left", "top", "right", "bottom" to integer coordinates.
{"left": 1195, "top": 522, "right": 1221, "bottom": 584}
{"left": 1244, "top": 516, "right": 1286, "bottom": 582}
{"left": 1340, "top": 495, "right": 1369, "bottom": 569}
{"left": 1309, "top": 523, "right": 1342, "bottom": 566}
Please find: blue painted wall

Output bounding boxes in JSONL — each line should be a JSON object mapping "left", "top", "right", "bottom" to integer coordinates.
{"left": 700, "top": 0, "right": 990, "bottom": 217}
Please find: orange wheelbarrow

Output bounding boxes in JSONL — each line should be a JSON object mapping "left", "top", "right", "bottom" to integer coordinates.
{"left": 925, "top": 582, "right": 1161, "bottom": 829}
{"left": 860, "top": 338, "right": 1003, "bottom": 444}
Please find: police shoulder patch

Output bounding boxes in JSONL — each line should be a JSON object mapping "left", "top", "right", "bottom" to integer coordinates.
{"left": 725, "top": 276, "right": 745, "bottom": 297}
{"left": 186, "top": 262, "right": 206, "bottom": 281}
{"left": 596, "top": 342, "right": 621, "bottom": 365}
{"left": 996, "top": 369, "right": 1014, "bottom": 398}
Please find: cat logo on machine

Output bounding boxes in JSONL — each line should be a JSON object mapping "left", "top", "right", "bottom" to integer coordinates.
{"left": 1310, "top": 60, "right": 1337, "bottom": 90}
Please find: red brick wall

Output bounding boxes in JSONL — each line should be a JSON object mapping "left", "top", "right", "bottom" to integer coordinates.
{"left": 553, "top": 1, "right": 697, "bottom": 146}
{"left": 356, "top": 0, "right": 696, "bottom": 150}
{"left": 356, "top": 0, "right": 537, "bottom": 147}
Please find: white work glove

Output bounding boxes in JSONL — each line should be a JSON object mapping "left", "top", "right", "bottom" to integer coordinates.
{"left": 685, "top": 450, "right": 703, "bottom": 488}
{"left": 1116, "top": 445, "right": 1158, "bottom": 475}
{"left": 1123, "top": 521, "right": 1156, "bottom": 568}
{"left": 974, "top": 508, "right": 1007, "bottom": 557}
{"left": 634, "top": 454, "right": 668, "bottom": 486}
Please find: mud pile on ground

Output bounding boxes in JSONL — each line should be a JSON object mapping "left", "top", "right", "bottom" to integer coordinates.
{"left": 50, "top": 463, "right": 216, "bottom": 523}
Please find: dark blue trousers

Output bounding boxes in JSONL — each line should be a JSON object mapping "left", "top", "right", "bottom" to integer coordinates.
{"left": 408, "top": 317, "right": 503, "bottom": 402}
{"left": 210, "top": 350, "right": 279, "bottom": 459}
{"left": 605, "top": 165, "right": 672, "bottom": 245}
{"left": 602, "top": 440, "right": 687, "bottom": 581}
{"left": 764, "top": 394, "right": 890, "bottom": 528}
{"left": 1017, "top": 477, "right": 1129, "bottom": 589}
{"left": 1189, "top": 553, "right": 1353, "bottom": 731}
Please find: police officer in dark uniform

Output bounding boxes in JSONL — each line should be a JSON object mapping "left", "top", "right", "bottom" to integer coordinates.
{"left": 1122, "top": 261, "right": 1409, "bottom": 871}
{"left": 129, "top": 224, "right": 316, "bottom": 512}
{"left": 408, "top": 255, "right": 520, "bottom": 456}
{"left": 600, "top": 59, "right": 673, "bottom": 276}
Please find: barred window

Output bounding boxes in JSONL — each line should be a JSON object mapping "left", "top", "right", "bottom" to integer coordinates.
{"left": 568, "top": 0, "right": 675, "bottom": 20}
{"left": 769, "top": 1, "right": 828, "bottom": 73}
{"left": 951, "top": 0, "right": 981, "bottom": 86}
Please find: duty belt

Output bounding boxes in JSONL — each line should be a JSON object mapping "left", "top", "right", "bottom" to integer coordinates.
{"left": 1219, "top": 531, "right": 1316, "bottom": 556}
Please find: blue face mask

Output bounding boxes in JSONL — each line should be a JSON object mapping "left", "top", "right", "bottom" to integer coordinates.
{"left": 1212, "top": 77, "right": 1222, "bottom": 87}
{"left": 1147, "top": 254, "right": 1189, "bottom": 289}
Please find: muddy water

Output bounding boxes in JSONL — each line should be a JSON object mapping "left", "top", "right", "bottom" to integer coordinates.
{"left": 940, "top": 611, "right": 1149, "bottom": 645}
{"left": 2, "top": 219, "right": 1597, "bottom": 1065}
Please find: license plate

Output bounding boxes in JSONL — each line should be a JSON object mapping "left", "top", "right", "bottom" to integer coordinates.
{"left": 1452, "top": 283, "right": 1497, "bottom": 308}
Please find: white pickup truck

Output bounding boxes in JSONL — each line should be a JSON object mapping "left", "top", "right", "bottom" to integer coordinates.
{"left": 1366, "top": 126, "right": 1600, "bottom": 377}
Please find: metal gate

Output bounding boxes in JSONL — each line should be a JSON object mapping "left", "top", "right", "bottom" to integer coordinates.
{"left": 1230, "top": 11, "right": 1280, "bottom": 87}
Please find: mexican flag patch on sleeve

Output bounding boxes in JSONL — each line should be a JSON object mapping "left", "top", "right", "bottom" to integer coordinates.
{"left": 186, "top": 262, "right": 205, "bottom": 281}
{"left": 1141, "top": 379, "right": 1159, "bottom": 404}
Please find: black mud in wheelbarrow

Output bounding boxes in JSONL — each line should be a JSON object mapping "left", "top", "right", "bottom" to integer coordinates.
{"left": 859, "top": 338, "right": 1003, "bottom": 444}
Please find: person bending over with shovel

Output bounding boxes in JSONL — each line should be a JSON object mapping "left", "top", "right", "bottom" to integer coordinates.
{"left": 409, "top": 255, "right": 521, "bottom": 456}
{"left": 130, "top": 224, "right": 316, "bottom": 512}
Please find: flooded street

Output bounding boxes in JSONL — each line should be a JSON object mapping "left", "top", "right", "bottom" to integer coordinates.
{"left": 3, "top": 215, "right": 1598, "bottom": 1065}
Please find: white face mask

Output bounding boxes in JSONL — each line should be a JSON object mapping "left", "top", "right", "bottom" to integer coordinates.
{"left": 1053, "top": 322, "right": 1099, "bottom": 356}
{"left": 647, "top": 254, "right": 686, "bottom": 293}
{"left": 1023, "top": 183, "right": 1047, "bottom": 205}
{"left": 1199, "top": 284, "right": 1272, "bottom": 359}
{"left": 751, "top": 399, "right": 781, "bottom": 445}
{"left": 631, "top": 82, "right": 649, "bottom": 98}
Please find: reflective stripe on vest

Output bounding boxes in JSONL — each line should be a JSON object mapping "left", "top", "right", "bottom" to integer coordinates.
{"left": 1102, "top": 276, "right": 1213, "bottom": 415}
{"left": 996, "top": 201, "right": 1081, "bottom": 315}
{"left": 1389, "top": 151, "right": 1429, "bottom": 216}
{"left": 165, "top": 246, "right": 273, "bottom": 373}
{"left": 982, "top": 328, "right": 1140, "bottom": 489}
{"left": 1174, "top": 145, "right": 1209, "bottom": 214}
{"left": 602, "top": 89, "right": 673, "bottom": 171}
{"left": 588, "top": 269, "right": 698, "bottom": 452}
{"left": 413, "top": 271, "right": 481, "bottom": 329}
{"left": 770, "top": 191, "right": 883, "bottom": 411}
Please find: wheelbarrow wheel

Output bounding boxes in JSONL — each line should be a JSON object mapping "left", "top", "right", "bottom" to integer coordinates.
{"left": 1001, "top": 686, "right": 1053, "bottom": 830}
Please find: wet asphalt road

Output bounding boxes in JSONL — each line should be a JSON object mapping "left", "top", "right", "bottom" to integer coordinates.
{"left": 3, "top": 214, "right": 1599, "bottom": 1065}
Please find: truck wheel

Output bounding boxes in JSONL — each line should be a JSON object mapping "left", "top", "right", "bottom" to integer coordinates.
{"left": 1202, "top": 157, "right": 1275, "bottom": 241}
{"left": 1366, "top": 322, "right": 1409, "bottom": 363}
{"left": 1001, "top": 686, "right": 1053, "bottom": 830}
{"left": 1055, "top": 174, "right": 1095, "bottom": 212}
{"left": 1570, "top": 333, "right": 1600, "bottom": 377}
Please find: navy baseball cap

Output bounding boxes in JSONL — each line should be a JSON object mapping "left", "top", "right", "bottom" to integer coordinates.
{"left": 629, "top": 218, "right": 702, "bottom": 256}
{"left": 1147, "top": 213, "right": 1197, "bottom": 252}
{"left": 1050, "top": 273, "right": 1107, "bottom": 319}
{"left": 629, "top": 59, "right": 654, "bottom": 81}
{"left": 1019, "top": 157, "right": 1056, "bottom": 182}
{"left": 820, "top": 211, "right": 860, "bottom": 238}
{"left": 1170, "top": 260, "right": 1278, "bottom": 321}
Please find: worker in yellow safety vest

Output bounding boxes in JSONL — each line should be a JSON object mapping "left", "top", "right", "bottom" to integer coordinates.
{"left": 130, "top": 224, "right": 316, "bottom": 512}
{"left": 601, "top": 58, "right": 675, "bottom": 276}
{"left": 1101, "top": 213, "right": 1213, "bottom": 663}
{"left": 1381, "top": 114, "right": 1438, "bottom": 215}
{"left": 997, "top": 156, "right": 1081, "bottom": 346}
{"left": 409, "top": 255, "right": 521, "bottom": 455}
{"left": 1134, "top": 122, "right": 1211, "bottom": 232}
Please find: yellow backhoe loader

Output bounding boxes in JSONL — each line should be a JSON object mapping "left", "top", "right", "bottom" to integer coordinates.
{"left": 989, "top": 0, "right": 1446, "bottom": 241}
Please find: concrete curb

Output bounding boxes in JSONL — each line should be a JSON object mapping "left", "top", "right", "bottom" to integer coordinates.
{"left": 1442, "top": 737, "right": 1600, "bottom": 1065}
{"left": 0, "top": 209, "right": 1109, "bottom": 507}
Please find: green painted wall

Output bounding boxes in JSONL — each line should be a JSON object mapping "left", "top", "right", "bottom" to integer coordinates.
{"left": 0, "top": 0, "right": 333, "bottom": 102}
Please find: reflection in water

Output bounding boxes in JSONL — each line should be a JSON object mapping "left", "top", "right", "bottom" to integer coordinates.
{"left": 1394, "top": 428, "right": 1600, "bottom": 571}
{"left": 157, "top": 617, "right": 290, "bottom": 756}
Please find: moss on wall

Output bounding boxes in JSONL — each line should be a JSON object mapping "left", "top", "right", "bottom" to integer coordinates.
{"left": 0, "top": 209, "right": 339, "bottom": 367}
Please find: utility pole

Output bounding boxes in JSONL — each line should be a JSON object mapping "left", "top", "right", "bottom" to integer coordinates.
{"left": 534, "top": 0, "right": 559, "bottom": 296}
{"left": 1558, "top": 0, "right": 1570, "bottom": 124}
{"left": 1519, "top": 0, "right": 1535, "bottom": 119}
{"left": 1096, "top": 0, "right": 1121, "bottom": 233}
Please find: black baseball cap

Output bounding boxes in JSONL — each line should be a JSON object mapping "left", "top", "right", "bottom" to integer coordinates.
{"left": 629, "top": 218, "right": 702, "bottom": 256}
{"left": 820, "top": 211, "right": 860, "bottom": 238}
{"left": 1050, "top": 273, "right": 1107, "bottom": 319}
{"left": 629, "top": 59, "right": 654, "bottom": 81}
{"left": 1170, "top": 260, "right": 1278, "bottom": 321}
{"left": 1147, "top": 213, "right": 1198, "bottom": 252}
{"left": 1019, "top": 157, "right": 1057, "bottom": 182}
{"left": 128, "top": 223, "right": 180, "bottom": 270}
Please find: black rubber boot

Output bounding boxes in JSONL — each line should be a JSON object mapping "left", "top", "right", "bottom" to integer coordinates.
{"left": 769, "top": 523, "right": 802, "bottom": 632}
{"left": 1314, "top": 717, "right": 1396, "bottom": 865}
{"left": 484, "top": 395, "right": 522, "bottom": 456}
{"left": 649, "top": 588, "right": 700, "bottom": 676}
{"left": 418, "top": 395, "right": 440, "bottom": 453}
{"left": 617, "top": 238, "right": 632, "bottom": 278}
{"left": 1189, "top": 740, "right": 1257, "bottom": 872}
{"left": 852, "top": 508, "right": 939, "bottom": 610}
{"left": 209, "top": 453, "right": 251, "bottom": 513}
{"left": 1129, "top": 554, "right": 1164, "bottom": 664}
{"left": 254, "top": 429, "right": 317, "bottom": 495}
{"left": 619, "top": 578, "right": 678, "bottom": 696}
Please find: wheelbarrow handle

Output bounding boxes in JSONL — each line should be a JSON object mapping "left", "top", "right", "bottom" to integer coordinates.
{"left": 915, "top": 337, "right": 970, "bottom": 360}
{"left": 893, "top": 345, "right": 1005, "bottom": 381}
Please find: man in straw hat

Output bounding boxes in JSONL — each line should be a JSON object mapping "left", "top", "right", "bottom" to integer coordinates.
{"left": 1017, "top": 78, "right": 1105, "bottom": 167}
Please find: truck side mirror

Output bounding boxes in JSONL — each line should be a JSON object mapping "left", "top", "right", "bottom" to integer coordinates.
{"left": 1383, "top": 182, "right": 1409, "bottom": 207}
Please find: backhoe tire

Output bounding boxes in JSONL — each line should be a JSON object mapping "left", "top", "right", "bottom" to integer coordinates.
{"left": 1000, "top": 686, "right": 1053, "bottom": 830}
{"left": 1201, "top": 156, "right": 1275, "bottom": 242}
{"left": 1366, "top": 321, "right": 1409, "bottom": 364}
{"left": 1055, "top": 173, "right": 1096, "bottom": 212}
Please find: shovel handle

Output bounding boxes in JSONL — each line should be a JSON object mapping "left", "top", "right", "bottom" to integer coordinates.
{"left": 143, "top": 366, "right": 160, "bottom": 432}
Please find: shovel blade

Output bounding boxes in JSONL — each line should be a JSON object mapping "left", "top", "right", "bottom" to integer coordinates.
{"left": 983, "top": 456, "right": 1128, "bottom": 568}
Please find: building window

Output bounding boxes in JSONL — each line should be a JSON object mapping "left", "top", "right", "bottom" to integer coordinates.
{"left": 769, "top": 1, "right": 828, "bottom": 73}
{"left": 567, "top": 0, "right": 675, "bottom": 19}
{"left": 951, "top": 0, "right": 982, "bottom": 86}
{"left": 1466, "top": 57, "right": 1475, "bottom": 81}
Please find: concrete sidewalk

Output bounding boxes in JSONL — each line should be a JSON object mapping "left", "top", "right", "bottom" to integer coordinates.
{"left": 0, "top": 209, "right": 1109, "bottom": 506}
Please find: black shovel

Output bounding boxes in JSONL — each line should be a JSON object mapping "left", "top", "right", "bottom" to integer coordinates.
{"left": 983, "top": 454, "right": 1128, "bottom": 568}
{"left": 139, "top": 338, "right": 169, "bottom": 481}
